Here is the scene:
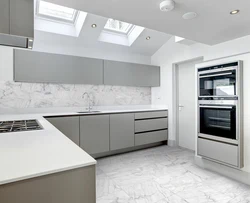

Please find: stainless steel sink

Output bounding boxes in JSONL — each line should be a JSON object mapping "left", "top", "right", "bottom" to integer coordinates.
{"left": 77, "top": 111, "right": 101, "bottom": 114}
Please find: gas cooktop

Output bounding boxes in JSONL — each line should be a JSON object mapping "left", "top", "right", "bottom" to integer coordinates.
{"left": 0, "top": 120, "right": 43, "bottom": 133}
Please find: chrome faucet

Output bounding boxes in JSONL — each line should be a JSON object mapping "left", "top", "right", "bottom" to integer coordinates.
{"left": 82, "top": 92, "right": 93, "bottom": 112}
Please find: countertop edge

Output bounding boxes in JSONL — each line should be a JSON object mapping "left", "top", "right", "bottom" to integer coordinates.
{"left": 0, "top": 160, "right": 97, "bottom": 186}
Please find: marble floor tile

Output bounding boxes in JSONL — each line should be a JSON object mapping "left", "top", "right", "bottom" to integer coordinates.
{"left": 96, "top": 146, "right": 250, "bottom": 203}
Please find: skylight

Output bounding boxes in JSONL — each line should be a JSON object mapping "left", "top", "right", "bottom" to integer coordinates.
{"left": 104, "top": 19, "right": 134, "bottom": 34}
{"left": 36, "top": 0, "right": 78, "bottom": 24}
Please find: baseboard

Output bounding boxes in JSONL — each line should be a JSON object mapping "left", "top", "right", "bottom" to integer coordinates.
{"left": 168, "top": 139, "right": 177, "bottom": 147}
{"left": 195, "top": 156, "right": 250, "bottom": 186}
{"left": 92, "top": 141, "right": 166, "bottom": 159}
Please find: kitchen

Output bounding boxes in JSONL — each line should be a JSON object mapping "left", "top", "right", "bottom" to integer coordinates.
{"left": 1, "top": 0, "right": 250, "bottom": 202}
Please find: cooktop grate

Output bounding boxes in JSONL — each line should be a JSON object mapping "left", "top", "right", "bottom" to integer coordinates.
{"left": 0, "top": 120, "right": 43, "bottom": 133}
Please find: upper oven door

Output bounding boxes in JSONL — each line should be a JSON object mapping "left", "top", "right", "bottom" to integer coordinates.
{"left": 199, "top": 105, "right": 236, "bottom": 140}
{"left": 199, "top": 70, "right": 236, "bottom": 97}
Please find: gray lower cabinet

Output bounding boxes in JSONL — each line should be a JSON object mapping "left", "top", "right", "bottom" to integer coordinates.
{"left": 14, "top": 49, "right": 104, "bottom": 85}
{"left": 104, "top": 60, "right": 160, "bottom": 87}
{"left": 110, "top": 113, "right": 135, "bottom": 151}
{"left": 47, "top": 110, "right": 168, "bottom": 156}
{"left": 198, "top": 138, "right": 238, "bottom": 167}
{"left": 80, "top": 115, "right": 110, "bottom": 155}
{"left": 46, "top": 116, "right": 80, "bottom": 146}
{"left": 134, "top": 111, "right": 168, "bottom": 146}
{"left": 0, "top": 0, "right": 10, "bottom": 35}
{"left": 0, "top": 165, "right": 96, "bottom": 203}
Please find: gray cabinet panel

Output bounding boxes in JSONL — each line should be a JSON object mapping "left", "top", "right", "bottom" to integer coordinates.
{"left": 0, "top": 166, "right": 96, "bottom": 203}
{"left": 198, "top": 138, "right": 238, "bottom": 167}
{"left": 135, "top": 118, "right": 168, "bottom": 133}
{"left": 0, "top": 0, "right": 10, "bottom": 34}
{"left": 110, "top": 113, "right": 135, "bottom": 151}
{"left": 10, "top": 0, "right": 34, "bottom": 38}
{"left": 135, "top": 130, "right": 168, "bottom": 146}
{"left": 80, "top": 115, "right": 109, "bottom": 155}
{"left": 104, "top": 60, "right": 160, "bottom": 87}
{"left": 135, "top": 111, "right": 168, "bottom": 119}
{"left": 14, "top": 49, "right": 104, "bottom": 84}
{"left": 46, "top": 116, "right": 80, "bottom": 145}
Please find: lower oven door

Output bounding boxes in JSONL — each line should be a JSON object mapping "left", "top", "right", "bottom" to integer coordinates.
{"left": 199, "top": 105, "right": 236, "bottom": 140}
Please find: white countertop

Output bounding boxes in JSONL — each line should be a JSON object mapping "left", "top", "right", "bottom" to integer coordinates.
{"left": 0, "top": 105, "right": 167, "bottom": 185}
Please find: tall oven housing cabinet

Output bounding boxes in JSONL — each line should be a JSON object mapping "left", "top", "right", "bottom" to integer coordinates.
{"left": 197, "top": 61, "right": 243, "bottom": 168}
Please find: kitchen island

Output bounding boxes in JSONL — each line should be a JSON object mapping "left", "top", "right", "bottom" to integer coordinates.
{"left": 0, "top": 105, "right": 167, "bottom": 203}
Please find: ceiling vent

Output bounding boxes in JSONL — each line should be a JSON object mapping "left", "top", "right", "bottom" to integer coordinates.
{"left": 160, "top": 0, "right": 175, "bottom": 12}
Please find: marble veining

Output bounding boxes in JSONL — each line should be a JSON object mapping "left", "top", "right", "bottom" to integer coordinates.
{"left": 0, "top": 81, "right": 151, "bottom": 108}
{"left": 96, "top": 146, "right": 250, "bottom": 203}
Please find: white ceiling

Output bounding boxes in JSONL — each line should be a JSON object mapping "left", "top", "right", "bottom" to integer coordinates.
{"left": 34, "top": 13, "right": 172, "bottom": 56}
{"left": 47, "top": 0, "right": 250, "bottom": 45}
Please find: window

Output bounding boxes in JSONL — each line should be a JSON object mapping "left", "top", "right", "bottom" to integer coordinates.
{"left": 104, "top": 19, "right": 134, "bottom": 35}
{"left": 36, "top": 0, "right": 79, "bottom": 24}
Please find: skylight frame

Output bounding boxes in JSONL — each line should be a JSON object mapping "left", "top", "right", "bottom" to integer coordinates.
{"left": 36, "top": 0, "right": 79, "bottom": 25}
{"left": 104, "top": 19, "right": 135, "bottom": 35}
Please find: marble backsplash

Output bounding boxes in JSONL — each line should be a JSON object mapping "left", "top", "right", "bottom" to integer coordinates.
{"left": 0, "top": 81, "right": 151, "bottom": 109}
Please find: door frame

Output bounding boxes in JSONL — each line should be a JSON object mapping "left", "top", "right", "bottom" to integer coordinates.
{"left": 172, "top": 56, "right": 204, "bottom": 148}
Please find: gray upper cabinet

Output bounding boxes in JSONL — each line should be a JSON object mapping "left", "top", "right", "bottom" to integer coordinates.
{"left": 110, "top": 113, "right": 135, "bottom": 151}
{"left": 80, "top": 115, "right": 110, "bottom": 155}
{"left": 0, "top": 0, "right": 34, "bottom": 38}
{"left": 104, "top": 60, "right": 160, "bottom": 87}
{"left": 14, "top": 49, "right": 104, "bottom": 85}
{"left": 10, "top": 0, "right": 34, "bottom": 38}
{"left": 0, "top": 0, "right": 10, "bottom": 35}
{"left": 46, "top": 116, "right": 80, "bottom": 146}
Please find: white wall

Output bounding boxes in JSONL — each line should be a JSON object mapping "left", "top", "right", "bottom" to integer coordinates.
{"left": 151, "top": 35, "right": 250, "bottom": 173}
{"left": 33, "top": 30, "right": 152, "bottom": 65}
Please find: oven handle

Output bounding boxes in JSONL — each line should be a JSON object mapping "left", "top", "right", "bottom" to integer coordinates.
{"left": 199, "top": 72, "right": 232, "bottom": 78}
{"left": 199, "top": 105, "right": 233, "bottom": 109}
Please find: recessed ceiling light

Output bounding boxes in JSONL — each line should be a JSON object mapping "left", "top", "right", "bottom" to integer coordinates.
{"left": 146, "top": 36, "right": 151, "bottom": 40}
{"left": 182, "top": 12, "right": 197, "bottom": 20}
{"left": 28, "top": 46, "right": 32, "bottom": 49}
{"left": 91, "top": 24, "right": 97, "bottom": 28}
{"left": 28, "top": 39, "right": 33, "bottom": 42}
{"left": 230, "top": 10, "right": 240, "bottom": 15}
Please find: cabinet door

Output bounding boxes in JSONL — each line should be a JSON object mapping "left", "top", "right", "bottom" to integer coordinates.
{"left": 80, "top": 115, "right": 109, "bottom": 155}
{"left": 110, "top": 113, "right": 135, "bottom": 151}
{"left": 10, "top": 0, "right": 34, "bottom": 38}
{"left": 0, "top": 0, "right": 10, "bottom": 34}
{"left": 104, "top": 60, "right": 160, "bottom": 87}
{"left": 14, "top": 49, "right": 104, "bottom": 85}
{"left": 46, "top": 116, "right": 80, "bottom": 146}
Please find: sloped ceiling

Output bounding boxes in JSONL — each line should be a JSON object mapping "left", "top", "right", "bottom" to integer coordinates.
{"left": 34, "top": 13, "right": 172, "bottom": 57}
{"left": 47, "top": 0, "right": 250, "bottom": 45}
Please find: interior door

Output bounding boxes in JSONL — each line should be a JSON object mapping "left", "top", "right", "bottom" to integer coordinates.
{"left": 178, "top": 58, "right": 202, "bottom": 150}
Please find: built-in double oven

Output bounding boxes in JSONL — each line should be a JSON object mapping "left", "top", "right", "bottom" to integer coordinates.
{"left": 198, "top": 62, "right": 241, "bottom": 141}
{"left": 197, "top": 61, "right": 243, "bottom": 168}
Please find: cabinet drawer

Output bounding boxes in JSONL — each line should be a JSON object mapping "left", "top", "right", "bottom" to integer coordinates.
{"left": 198, "top": 138, "right": 238, "bottom": 167}
{"left": 135, "top": 118, "right": 168, "bottom": 133}
{"left": 135, "top": 130, "right": 168, "bottom": 146}
{"left": 135, "top": 111, "right": 167, "bottom": 120}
